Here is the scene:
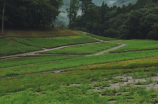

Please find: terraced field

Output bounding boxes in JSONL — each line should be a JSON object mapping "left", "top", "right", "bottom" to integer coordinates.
{"left": 0, "top": 35, "right": 97, "bottom": 56}
{"left": 0, "top": 30, "right": 158, "bottom": 104}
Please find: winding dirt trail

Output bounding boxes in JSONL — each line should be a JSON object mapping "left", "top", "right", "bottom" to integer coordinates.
{"left": 0, "top": 34, "right": 126, "bottom": 59}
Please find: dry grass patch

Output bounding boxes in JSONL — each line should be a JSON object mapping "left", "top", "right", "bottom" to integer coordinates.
{"left": 1, "top": 27, "right": 79, "bottom": 38}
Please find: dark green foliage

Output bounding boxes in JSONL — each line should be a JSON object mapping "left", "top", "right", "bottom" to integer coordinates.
{"left": 67, "top": 0, "right": 80, "bottom": 29}
{"left": 104, "top": 28, "right": 119, "bottom": 38}
{"left": 70, "top": 0, "right": 158, "bottom": 40}
{"left": 0, "top": 0, "right": 62, "bottom": 28}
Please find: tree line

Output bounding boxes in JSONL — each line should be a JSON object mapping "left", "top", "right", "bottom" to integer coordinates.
{"left": 68, "top": 0, "right": 158, "bottom": 40}
{"left": 0, "top": 0, "right": 62, "bottom": 29}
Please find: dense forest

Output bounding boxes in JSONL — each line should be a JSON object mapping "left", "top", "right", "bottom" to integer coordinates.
{"left": 68, "top": 0, "right": 158, "bottom": 40}
{"left": 0, "top": 0, "right": 62, "bottom": 28}
{"left": 0, "top": 0, "right": 158, "bottom": 39}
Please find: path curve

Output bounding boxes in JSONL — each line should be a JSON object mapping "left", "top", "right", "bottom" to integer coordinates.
{"left": 0, "top": 41, "right": 101, "bottom": 59}
{"left": 87, "top": 44, "right": 127, "bottom": 56}
{"left": 0, "top": 34, "right": 127, "bottom": 59}
{"left": 83, "top": 34, "right": 127, "bottom": 56}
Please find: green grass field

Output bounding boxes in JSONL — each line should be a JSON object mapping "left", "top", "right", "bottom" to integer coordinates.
{"left": 111, "top": 40, "right": 158, "bottom": 53}
{"left": 41, "top": 42, "right": 117, "bottom": 55}
{"left": 1, "top": 49, "right": 158, "bottom": 77}
{"left": 1, "top": 61, "right": 158, "bottom": 104}
{"left": 12, "top": 35, "right": 97, "bottom": 48}
{"left": 1, "top": 29, "right": 158, "bottom": 104}
{"left": 0, "top": 35, "right": 97, "bottom": 56}
{"left": 0, "top": 38, "right": 40, "bottom": 56}
{"left": 0, "top": 56, "right": 70, "bottom": 68}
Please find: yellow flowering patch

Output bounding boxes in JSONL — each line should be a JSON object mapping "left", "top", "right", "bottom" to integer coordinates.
{"left": 77, "top": 56, "right": 158, "bottom": 70}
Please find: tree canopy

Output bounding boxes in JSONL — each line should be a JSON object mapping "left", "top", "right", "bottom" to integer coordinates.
{"left": 0, "top": 0, "right": 62, "bottom": 28}
{"left": 69, "top": 0, "right": 158, "bottom": 40}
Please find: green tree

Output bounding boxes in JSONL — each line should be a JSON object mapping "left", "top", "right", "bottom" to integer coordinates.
{"left": 0, "top": 0, "right": 62, "bottom": 29}
{"left": 67, "top": 0, "right": 80, "bottom": 29}
{"left": 79, "top": 0, "right": 92, "bottom": 15}
{"left": 84, "top": 3, "right": 101, "bottom": 33}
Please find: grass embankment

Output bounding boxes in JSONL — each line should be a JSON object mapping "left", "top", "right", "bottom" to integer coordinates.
{"left": 41, "top": 42, "right": 117, "bottom": 55}
{"left": 111, "top": 40, "right": 158, "bottom": 53}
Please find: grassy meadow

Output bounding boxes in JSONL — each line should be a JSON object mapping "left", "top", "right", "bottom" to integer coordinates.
{"left": 111, "top": 40, "right": 158, "bottom": 53}
{"left": 0, "top": 28, "right": 158, "bottom": 104}
{"left": 0, "top": 38, "right": 40, "bottom": 56}
{"left": 41, "top": 42, "right": 117, "bottom": 55}
{"left": 12, "top": 35, "right": 97, "bottom": 49}
{"left": 0, "top": 29, "right": 97, "bottom": 56}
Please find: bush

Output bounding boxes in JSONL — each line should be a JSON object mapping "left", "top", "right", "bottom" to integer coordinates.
{"left": 104, "top": 28, "right": 119, "bottom": 38}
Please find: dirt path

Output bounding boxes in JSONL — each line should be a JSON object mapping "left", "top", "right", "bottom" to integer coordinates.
{"left": 88, "top": 44, "right": 126, "bottom": 56}
{"left": 0, "top": 41, "right": 101, "bottom": 59}
{"left": 0, "top": 34, "right": 126, "bottom": 59}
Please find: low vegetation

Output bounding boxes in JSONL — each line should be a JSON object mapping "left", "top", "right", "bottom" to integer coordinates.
{"left": 111, "top": 40, "right": 158, "bottom": 53}
{"left": 0, "top": 30, "right": 158, "bottom": 103}
{"left": 41, "top": 42, "right": 117, "bottom": 55}
{"left": 0, "top": 59, "right": 158, "bottom": 104}
{"left": 0, "top": 29, "right": 97, "bottom": 56}
{"left": 0, "top": 56, "right": 69, "bottom": 68}
{"left": 12, "top": 35, "right": 97, "bottom": 49}
{"left": 0, "top": 38, "right": 40, "bottom": 56}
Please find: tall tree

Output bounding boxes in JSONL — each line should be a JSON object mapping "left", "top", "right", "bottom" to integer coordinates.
{"left": 100, "top": 2, "right": 108, "bottom": 34}
{"left": 67, "top": 0, "right": 79, "bottom": 29}
{"left": 79, "top": 0, "right": 92, "bottom": 15}
{"left": 0, "top": 0, "right": 62, "bottom": 29}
